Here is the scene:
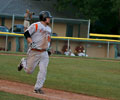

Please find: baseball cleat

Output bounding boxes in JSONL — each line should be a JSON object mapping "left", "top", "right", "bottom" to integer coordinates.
{"left": 18, "top": 58, "right": 24, "bottom": 71}
{"left": 18, "top": 63, "right": 23, "bottom": 71}
{"left": 34, "top": 89, "right": 44, "bottom": 94}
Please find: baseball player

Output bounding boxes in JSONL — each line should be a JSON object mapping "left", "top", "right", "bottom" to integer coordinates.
{"left": 18, "top": 11, "right": 52, "bottom": 94}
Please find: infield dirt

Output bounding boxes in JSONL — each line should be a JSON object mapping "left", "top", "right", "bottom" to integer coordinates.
{"left": 0, "top": 80, "right": 108, "bottom": 100}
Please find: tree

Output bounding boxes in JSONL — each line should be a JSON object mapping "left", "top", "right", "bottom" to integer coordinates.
{"left": 55, "top": 0, "right": 120, "bottom": 34}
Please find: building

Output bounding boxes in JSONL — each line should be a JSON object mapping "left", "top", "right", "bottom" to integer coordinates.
{"left": 0, "top": 0, "right": 118, "bottom": 58}
{"left": 0, "top": 0, "right": 89, "bottom": 37}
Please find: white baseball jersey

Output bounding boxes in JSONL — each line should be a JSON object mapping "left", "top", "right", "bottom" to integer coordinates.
{"left": 20, "top": 21, "right": 51, "bottom": 91}
{"left": 27, "top": 22, "right": 51, "bottom": 49}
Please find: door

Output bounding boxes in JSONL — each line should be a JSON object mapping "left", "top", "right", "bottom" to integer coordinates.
{"left": 66, "top": 24, "right": 73, "bottom": 37}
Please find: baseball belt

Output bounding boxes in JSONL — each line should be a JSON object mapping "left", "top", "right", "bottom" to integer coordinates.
{"left": 31, "top": 48, "right": 46, "bottom": 52}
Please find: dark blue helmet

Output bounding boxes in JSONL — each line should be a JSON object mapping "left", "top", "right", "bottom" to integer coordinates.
{"left": 39, "top": 11, "right": 52, "bottom": 21}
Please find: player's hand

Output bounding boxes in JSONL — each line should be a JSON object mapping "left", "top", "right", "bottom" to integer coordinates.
{"left": 30, "top": 42, "right": 38, "bottom": 49}
{"left": 48, "top": 51, "right": 51, "bottom": 56}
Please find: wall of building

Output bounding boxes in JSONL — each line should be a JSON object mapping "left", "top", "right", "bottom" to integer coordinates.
{"left": 109, "top": 44, "right": 115, "bottom": 58}
{"left": 4, "top": 19, "right": 12, "bottom": 28}
{"left": 51, "top": 40, "right": 81, "bottom": 54}
{"left": 86, "top": 43, "right": 107, "bottom": 58}
{"left": 4, "top": 18, "right": 24, "bottom": 29}
{"left": 0, "top": 36, "right": 6, "bottom": 49}
{"left": 0, "top": 35, "right": 116, "bottom": 58}
{"left": 73, "top": 24, "right": 79, "bottom": 37}
{"left": 0, "top": 17, "right": 89, "bottom": 39}
{"left": 52, "top": 23, "right": 66, "bottom": 37}
{"left": 0, "top": 36, "right": 17, "bottom": 51}
{"left": 51, "top": 39, "right": 115, "bottom": 58}
{"left": 80, "top": 24, "right": 88, "bottom": 38}
{"left": 8, "top": 37, "right": 16, "bottom": 51}
{"left": 19, "top": 37, "right": 25, "bottom": 52}
{"left": 51, "top": 39, "right": 65, "bottom": 54}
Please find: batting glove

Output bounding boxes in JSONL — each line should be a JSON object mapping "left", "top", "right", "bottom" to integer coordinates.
{"left": 30, "top": 42, "right": 38, "bottom": 49}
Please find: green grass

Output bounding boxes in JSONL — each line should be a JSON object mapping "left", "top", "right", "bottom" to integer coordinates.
{"left": 0, "top": 91, "right": 44, "bottom": 100}
{"left": 0, "top": 51, "right": 26, "bottom": 55}
{"left": 0, "top": 54, "right": 120, "bottom": 100}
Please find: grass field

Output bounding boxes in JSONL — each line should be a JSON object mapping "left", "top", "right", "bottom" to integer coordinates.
{"left": 0, "top": 54, "right": 120, "bottom": 100}
{"left": 0, "top": 91, "right": 44, "bottom": 100}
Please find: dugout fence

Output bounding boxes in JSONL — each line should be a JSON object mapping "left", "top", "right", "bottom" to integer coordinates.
{"left": 0, "top": 32, "right": 120, "bottom": 59}
{"left": 51, "top": 36, "right": 120, "bottom": 58}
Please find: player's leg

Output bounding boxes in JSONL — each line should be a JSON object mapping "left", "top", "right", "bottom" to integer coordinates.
{"left": 34, "top": 51, "right": 49, "bottom": 94}
{"left": 18, "top": 51, "right": 40, "bottom": 74}
{"left": 18, "top": 57, "right": 26, "bottom": 71}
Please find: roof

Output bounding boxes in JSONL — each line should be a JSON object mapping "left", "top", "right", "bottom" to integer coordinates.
{"left": 0, "top": 0, "right": 75, "bottom": 19}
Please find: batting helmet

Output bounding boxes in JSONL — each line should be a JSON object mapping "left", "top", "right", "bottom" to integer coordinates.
{"left": 39, "top": 11, "right": 52, "bottom": 21}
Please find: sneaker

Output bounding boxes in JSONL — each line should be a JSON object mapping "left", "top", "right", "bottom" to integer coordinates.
{"left": 34, "top": 89, "right": 44, "bottom": 94}
{"left": 18, "top": 58, "right": 24, "bottom": 71}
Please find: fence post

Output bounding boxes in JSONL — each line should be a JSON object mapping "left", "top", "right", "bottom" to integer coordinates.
{"left": 24, "top": 37, "right": 28, "bottom": 52}
{"left": 54, "top": 39, "right": 58, "bottom": 54}
{"left": 12, "top": 14, "right": 15, "bottom": 33}
{"left": 87, "top": 19, "right": 90, "bottom": 38}
{"left": 107, "top": 42, "right": 110, "bottom": 58}
{"left": 51, "top": 18, "right": 54, "bottom": 34}
{"left": 85, "top": 42, "right": 88, "bottom": 57}
{"left": 5, "top": 34, "right": 8, "bottom": 51}
{"left": 16, "top": 37, "right": 20, "bottom": 52}
{"left": 114, "top": 44, "right": 118, "bottom": 58}
{"left": 67, "top": 39, "right": 70, "bottom": 51}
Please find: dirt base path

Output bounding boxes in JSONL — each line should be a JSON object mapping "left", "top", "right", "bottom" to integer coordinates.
{"left": 0, "top": 80, "right": 108, "bottom": 100}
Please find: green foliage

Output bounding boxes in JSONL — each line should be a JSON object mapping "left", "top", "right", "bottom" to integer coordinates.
{"left": 0, "top": 91, "right": 44, "bottom": 100}
{"left": 55, "top": 0, "right": 120, "bottom": 34}
{"left": 56, "top": 0, "right": 119, "bottom": 20}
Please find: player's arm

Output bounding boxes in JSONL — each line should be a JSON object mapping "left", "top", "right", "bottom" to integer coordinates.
{"left": 24, "top": 30, "right": 38, "bottom": 49}
{"left": 27, "top": 38, "right": 32, "bottom": 43}
{"left": 24, "top": 30, "right": 32, "bottom": 43}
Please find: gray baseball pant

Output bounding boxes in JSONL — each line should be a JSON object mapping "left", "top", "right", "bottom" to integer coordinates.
{"left": 21, "top": 50, "right": 49, "bottom": 90}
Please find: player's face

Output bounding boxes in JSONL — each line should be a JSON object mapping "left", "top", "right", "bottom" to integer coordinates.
{"left": 46, "top": 18, "right": 51, "bottom": 25}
